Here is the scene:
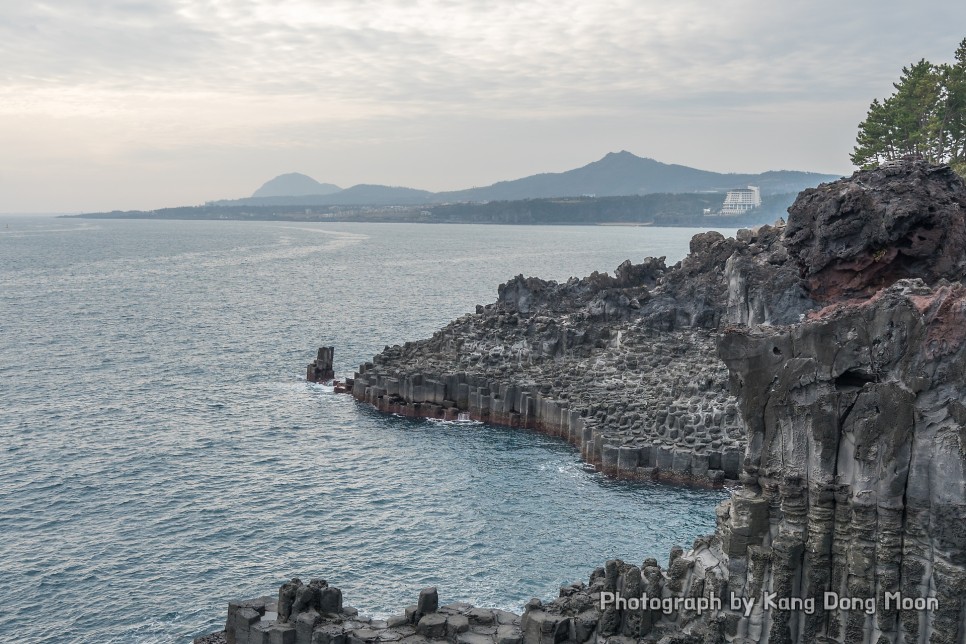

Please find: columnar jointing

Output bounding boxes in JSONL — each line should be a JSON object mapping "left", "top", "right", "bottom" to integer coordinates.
{"left": 341, "top": 333, "right": 744, "bottom": 486}
{"left": 316, "top": 208, "right": 813, "bottom": 491}
{"left": 307, "top": 346, "right": 335, "bottom": 382}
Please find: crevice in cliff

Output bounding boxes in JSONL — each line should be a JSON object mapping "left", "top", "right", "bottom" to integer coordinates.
{"left": 833, "top": 369, "right": 877, "bottom": 391}
{"left": 896, "top": 417, "right": 917, "bottom": 643}
{"left": 819, "top": 390, "right": 857, "bottom": 643}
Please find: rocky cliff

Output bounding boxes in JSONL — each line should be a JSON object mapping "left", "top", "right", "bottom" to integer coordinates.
{"left": 706, "top": 279, "right": 966, "bottom": 643}
{"left": 229, "top": 160, "right": 966, "bottom": 644}
{"left": 325, "top": 219, "right": 810, "bottom": 486}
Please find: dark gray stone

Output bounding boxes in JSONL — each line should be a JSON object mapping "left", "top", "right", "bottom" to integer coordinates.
{"left": 496, "top": 625, "right": 522, "bottom": 644}
{"left": 417, "top": 587, "right": 438, "bottom": 614}
{"left": 319, "top": 587, "right": 343, "bottom": 615}
{"left": 415, "top": 613, "right": 447, "bottom": 639}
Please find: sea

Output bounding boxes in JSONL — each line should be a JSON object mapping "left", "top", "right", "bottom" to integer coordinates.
{"left": 0, "top": 217, "right": 737, "bottom": 643}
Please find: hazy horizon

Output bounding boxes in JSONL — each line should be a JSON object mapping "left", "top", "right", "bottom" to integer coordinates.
{"left": 3, "top": 1, "right": 965, "bottom": 213}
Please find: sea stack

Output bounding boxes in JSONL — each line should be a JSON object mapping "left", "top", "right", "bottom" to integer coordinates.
{"left": 307, "top": 346, "right": 335, "bottom": 383}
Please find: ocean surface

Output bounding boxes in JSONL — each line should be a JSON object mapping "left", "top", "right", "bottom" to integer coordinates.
{"left": 0, "top": 218, "right": 737, "bottom": 643}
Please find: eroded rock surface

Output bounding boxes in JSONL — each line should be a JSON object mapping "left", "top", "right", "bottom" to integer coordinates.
{"left": 698, "top": 279, "right": 966, "bottom": 643}
{"left": 785, "top": 162, "right": 966, "bottom": 301}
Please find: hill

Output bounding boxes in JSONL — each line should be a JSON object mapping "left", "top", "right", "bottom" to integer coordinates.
{"left": 251, "top": 172, "right": 341, "bottom": 198}
{"left": 439, "top": 151, "right": 837, "bottom": 201}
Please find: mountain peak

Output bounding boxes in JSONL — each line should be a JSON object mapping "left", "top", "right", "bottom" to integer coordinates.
{"left": 601, "top": 150, "right": 640, "bottom": 160}
{"left": 593, "top": 150, "right": 663, "bottom": 167}
{"left": 252, "top": 173, "right": 341, "bottom": 198}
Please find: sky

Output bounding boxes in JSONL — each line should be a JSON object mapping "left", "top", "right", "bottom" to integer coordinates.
{"left": 1, "top": 1, "right": 965, "bottom": 213}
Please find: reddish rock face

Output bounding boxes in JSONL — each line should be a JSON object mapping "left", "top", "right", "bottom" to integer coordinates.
{"left": 906, "top": 283, "right": 966, "bottom": 360}
{"left": 785, "top": 160, "right": 966, "bottom": 301}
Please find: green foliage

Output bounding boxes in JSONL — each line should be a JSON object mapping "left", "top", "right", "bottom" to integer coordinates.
{"left": 852, "top": 39, "right": 966, "bottom": 176}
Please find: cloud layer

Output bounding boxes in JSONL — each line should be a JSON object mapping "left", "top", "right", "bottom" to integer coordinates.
{"left": 2, "top": 1, "right": 965, "bottom": 211}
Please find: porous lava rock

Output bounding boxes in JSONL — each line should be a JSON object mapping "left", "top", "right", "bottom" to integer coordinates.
{"left": 786, "top": 160, "right": 966, "bottom": 300}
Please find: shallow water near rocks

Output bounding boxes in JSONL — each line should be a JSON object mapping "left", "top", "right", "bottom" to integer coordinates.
{"left": 1, "top": 218, "right": 734, "bottom": 643}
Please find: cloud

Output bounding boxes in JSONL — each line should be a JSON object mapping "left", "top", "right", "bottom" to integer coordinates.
{"left": 1, "top": 1, "right": 965, "bottom": 210}
{"left": 6, "top": 1, "right": 959, "bottom": 104}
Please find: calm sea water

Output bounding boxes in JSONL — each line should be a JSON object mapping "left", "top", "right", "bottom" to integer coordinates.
{"left": 0, "top": 218, "right": 736, "bottom": 643}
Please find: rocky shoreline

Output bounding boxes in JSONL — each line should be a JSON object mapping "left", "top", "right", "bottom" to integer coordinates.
{"left": 210, "top": 160, "right": 966, "bottom": 643}
{"left": 330, "top": 325, "right": 744, "bottom": 486}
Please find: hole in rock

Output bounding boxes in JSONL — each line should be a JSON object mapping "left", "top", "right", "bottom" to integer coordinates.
{"left": 772, "top": 346, "right": 782, "bottom": 357}
{"left": 834, "top": 369, "right": 877, "bottom": 391}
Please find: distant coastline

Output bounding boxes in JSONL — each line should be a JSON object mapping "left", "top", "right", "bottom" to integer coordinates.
{"left": 59, "top": 151, "right": 838, "bottom": 227}
{"left": 64, "top": 192, "right": 793, "bottom": 228}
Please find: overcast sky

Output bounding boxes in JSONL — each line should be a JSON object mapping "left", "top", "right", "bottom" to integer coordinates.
{"left": 2, "top": 1, "right": 965, "bottom": 212}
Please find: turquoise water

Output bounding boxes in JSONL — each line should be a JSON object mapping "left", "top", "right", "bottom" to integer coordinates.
{"left": 0, "top": 218, "right": 733, "bottom": 643}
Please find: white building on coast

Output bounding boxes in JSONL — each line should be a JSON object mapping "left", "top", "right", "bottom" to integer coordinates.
{"left": 718, "top": 186, "right": 761, "bottom": 215}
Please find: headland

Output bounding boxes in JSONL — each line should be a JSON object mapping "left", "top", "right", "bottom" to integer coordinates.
{"left": 210, "top": 160, "right": 966, "bottom": 644}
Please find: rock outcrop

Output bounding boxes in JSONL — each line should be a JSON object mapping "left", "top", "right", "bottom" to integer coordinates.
{"left": 216, "top": 581, "right": 523, "bottom": 644}
{"left": 336, "top": 223, "right": 808, "bottom": 486}
{"left": 307, "top": 346, "right": 335, "bottom": 383}
{"left": 785, "top": 161, "right": 966, "bottom": 301}
{"left": 207, "top": 159, "right": 966, "bottom": 644}
{"left": 700, "top": 279, "right": 966, "bottom": 643}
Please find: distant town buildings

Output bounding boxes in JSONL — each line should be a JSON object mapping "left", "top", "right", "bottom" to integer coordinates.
{"left": 719, "top": 186, "right": 761, "bottom": 215}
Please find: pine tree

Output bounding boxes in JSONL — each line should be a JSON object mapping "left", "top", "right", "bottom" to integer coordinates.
{"left": 890, "top": 59, "right": 943, "bottom": 159}
{"left": 851, "top": 98, "right": 897, "bottom": 168}
{"left": 946, "top": 39, "right": 966, "bottom": 174}
{"left": 851, "top": 39, "right": 966, "bottom": 176}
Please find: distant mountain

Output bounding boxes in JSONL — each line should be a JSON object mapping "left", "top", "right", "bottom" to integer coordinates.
{"left": 438, "top": 151, "right": 839, "bottom": 201}
{"left": 251, "top": 173, "right": 341, "bottom": 198}
{"left": 215, "top": 184, "right": 434, "bottom": 207}
{"left": 215, "top": 152, "right": 840, "bottom": 207}
{"left": 323, "top": 184, "right": 435, "bottom": 206}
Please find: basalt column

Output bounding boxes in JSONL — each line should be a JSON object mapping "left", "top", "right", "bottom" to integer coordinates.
{"left": 307, "top": 346, "right": 335, "bottom": 382}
